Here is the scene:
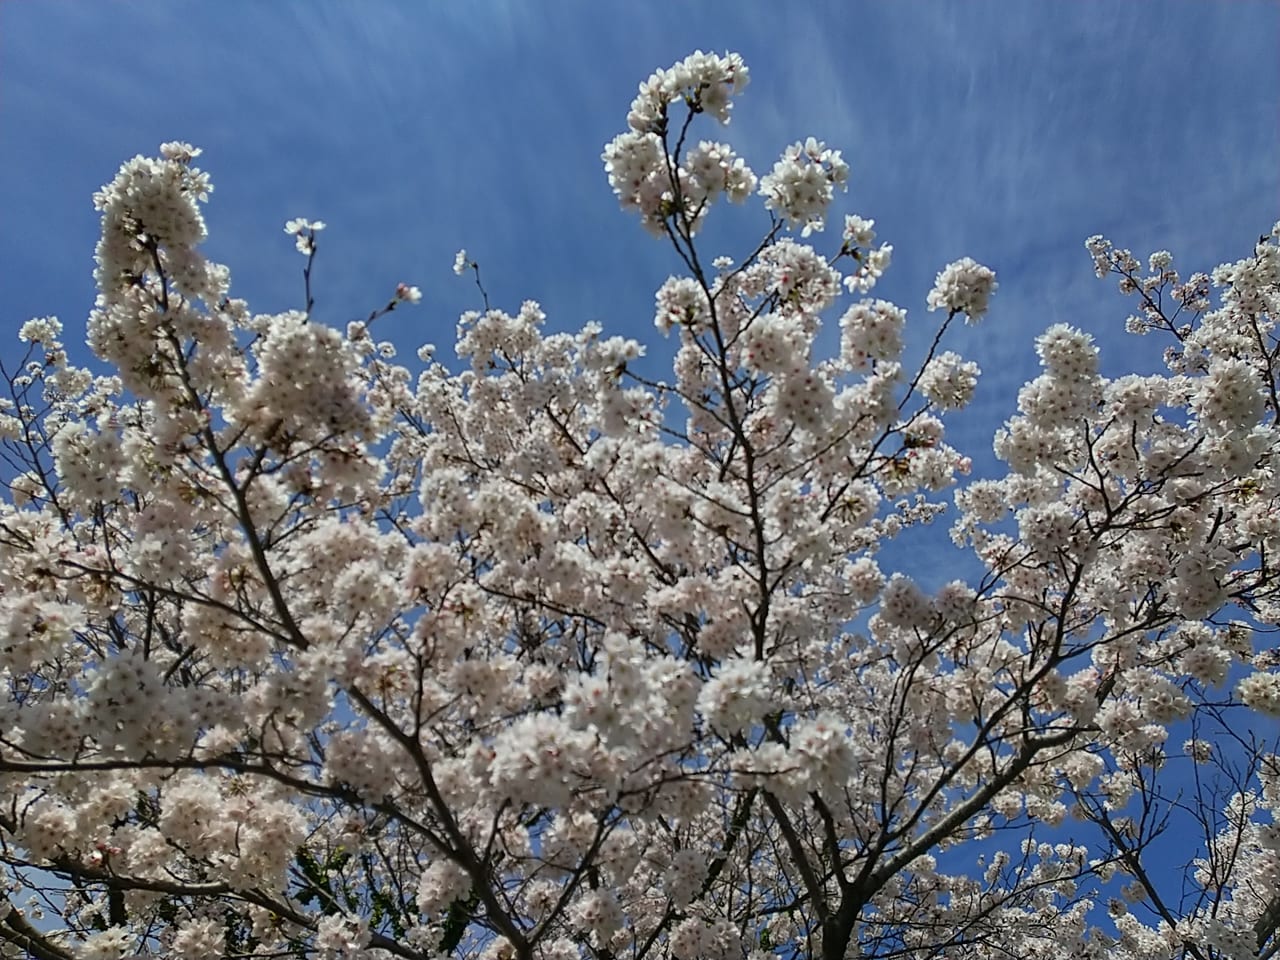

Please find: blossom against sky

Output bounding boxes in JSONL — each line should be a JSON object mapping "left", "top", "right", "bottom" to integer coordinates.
{"left": 2, "top": 1, "right": 1276, "bottom": 483}
{"left": 1, "top": 8, "right": 1279, "bottom": 950}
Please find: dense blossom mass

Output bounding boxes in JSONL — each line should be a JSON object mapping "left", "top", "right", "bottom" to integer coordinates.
{"left": 2, "top": 49, "right": 1280, "bottom": 960}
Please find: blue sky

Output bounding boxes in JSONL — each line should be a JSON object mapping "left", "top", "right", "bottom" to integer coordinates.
{"left": 1, "top": 1, "right": 1277, "bottom": 545}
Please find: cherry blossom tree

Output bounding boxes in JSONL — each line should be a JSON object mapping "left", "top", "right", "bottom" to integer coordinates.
{"left": 2, "top": 50, "right": 1280, "bottom": 960}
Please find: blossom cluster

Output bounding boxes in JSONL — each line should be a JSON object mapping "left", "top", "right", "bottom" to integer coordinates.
{"left": 926, "top": 255, "right": 999, "bottom": 321}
